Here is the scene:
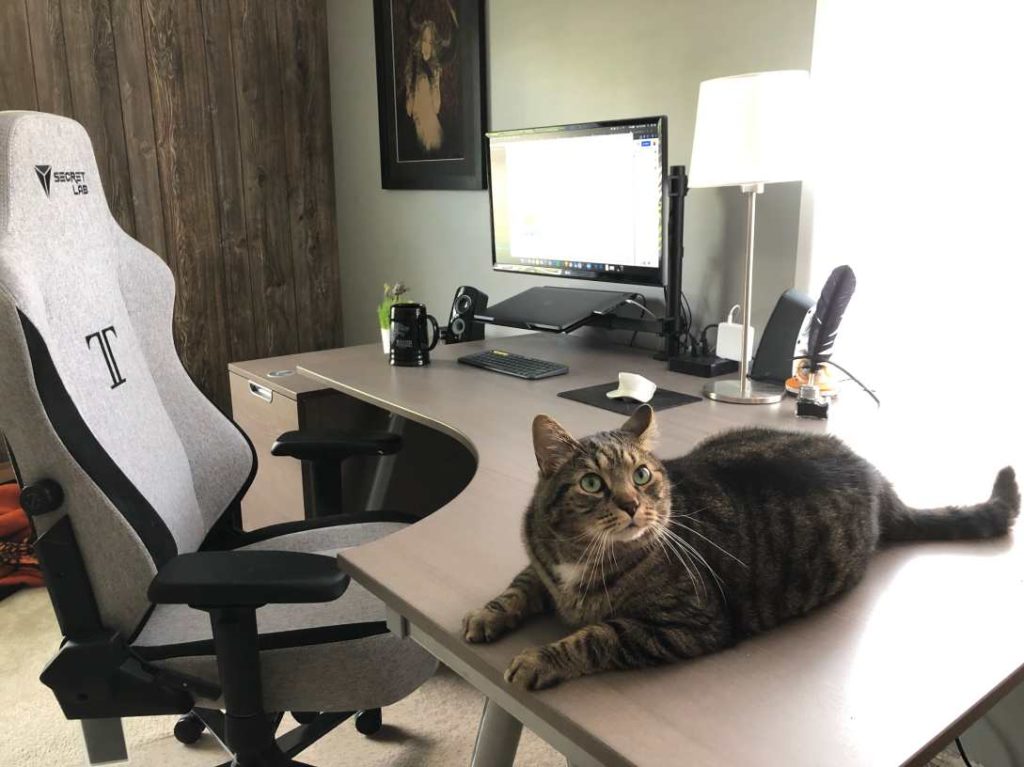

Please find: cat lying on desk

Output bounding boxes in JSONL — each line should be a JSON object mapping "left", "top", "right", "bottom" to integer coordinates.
{"left": 462, "top": 405, "right": 1020, "bottom": 690}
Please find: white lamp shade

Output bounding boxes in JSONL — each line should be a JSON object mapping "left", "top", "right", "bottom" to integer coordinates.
{"left": 689, "top": 70, "right": 810, "bottom": 188}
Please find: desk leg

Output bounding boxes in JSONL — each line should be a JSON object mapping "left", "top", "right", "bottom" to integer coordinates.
{"left": 366, "top": 413, "right": 405, "bottom": 510}
{"left": 471, "top": 698, "right": 523, "bottom": 767}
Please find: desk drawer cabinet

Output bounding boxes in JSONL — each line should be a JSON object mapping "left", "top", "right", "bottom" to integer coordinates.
{"left": 229, "top": 357, "right": 382, "bottom": 531}
{"left": 229, "top": 353, "right": 476, "bottom": 530}
{"left": 229, "top": 373, "right": 305, "bottom": 530}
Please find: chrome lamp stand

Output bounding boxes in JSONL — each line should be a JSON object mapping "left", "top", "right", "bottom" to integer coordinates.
{"left": 703, "top": 183, "right": 784, "bottom": 404}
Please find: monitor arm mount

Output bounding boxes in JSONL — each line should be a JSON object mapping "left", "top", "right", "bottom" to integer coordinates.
{"left": 584, "top": 165, "right": 688, "bottom": 361}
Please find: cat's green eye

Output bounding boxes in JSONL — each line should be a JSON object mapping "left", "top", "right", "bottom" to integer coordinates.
{"left": 579, "top": 473, "right": 603, "bottom": 493}
{"left": 633, "top": 466, "right": 652, "bottom": 486}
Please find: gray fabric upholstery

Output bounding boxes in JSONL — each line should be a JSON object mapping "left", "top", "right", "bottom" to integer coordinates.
{"left": 0, "top": 111, "right": 436, "bottom": 713}
{"left": 165, "top": 634, "right": 437, "bottom": 713}
{"left": 134, "top": 522, "right": 409, "bottom": 649}
{"left": 0, "top": 110, "right": 207, "bottom": 633}
{"left": 137, "top": 522, "right": 438, "bottom": 712}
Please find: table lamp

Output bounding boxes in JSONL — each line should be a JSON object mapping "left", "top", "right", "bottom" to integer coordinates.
{"left": 689, "top": 70, "right": 810, "bottom": 404}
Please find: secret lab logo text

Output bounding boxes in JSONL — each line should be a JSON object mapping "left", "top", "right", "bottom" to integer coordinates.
{"left": 34, "top": 165, "right": 89, "bottom": 198}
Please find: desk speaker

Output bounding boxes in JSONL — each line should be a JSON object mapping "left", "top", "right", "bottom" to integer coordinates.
{"left": 445, "top": 286, "right": 488, "bottom": 344}
{"left": 750, "top": 288, "right": 815, "bottom": 383}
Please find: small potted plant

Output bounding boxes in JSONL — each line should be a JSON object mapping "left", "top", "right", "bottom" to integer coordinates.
{"left": 377, "top": 282, "right": 409, "bottom": 353}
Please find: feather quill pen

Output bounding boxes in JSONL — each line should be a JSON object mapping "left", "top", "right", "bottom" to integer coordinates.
{"left": 805, "top": 265, "right": 856, "bottom": 371}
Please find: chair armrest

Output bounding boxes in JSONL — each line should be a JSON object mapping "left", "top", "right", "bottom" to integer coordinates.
{"left": 271, "top": 430, "right": 402, "bottom": 462}
{"left": 148, "top": 551, "right": 349, "bottom": 608}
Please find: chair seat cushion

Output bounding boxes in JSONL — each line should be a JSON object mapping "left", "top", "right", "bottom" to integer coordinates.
{"left": 131, "top": 518, "right": 438, "bottom": 712}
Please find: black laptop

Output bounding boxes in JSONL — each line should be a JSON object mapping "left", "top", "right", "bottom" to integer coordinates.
{"left": 476, "top": 286, "right": 637, "bottom": 333}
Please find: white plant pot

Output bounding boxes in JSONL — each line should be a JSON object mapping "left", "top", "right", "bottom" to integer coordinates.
{"left": 380, "top": 327, "right": 390, "bottom": 354}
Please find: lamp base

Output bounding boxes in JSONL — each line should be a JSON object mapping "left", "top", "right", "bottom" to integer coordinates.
{"left": 703, "top": 378, "right": 784, "bottom": 405}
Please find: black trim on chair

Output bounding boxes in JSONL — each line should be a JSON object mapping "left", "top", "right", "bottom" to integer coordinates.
{"left": 2, "top": 435, "right": 20, "bottom": 486}
{"left": 19, "top": 311, "right": 177, "bottom": 565}
{"left": 200, "top": 422, "right": 259, "bottom": 552}
{"left": 219, "top": 510, "right": 420, "bottom": 550}
{"left": 133, "top": 620, "right": 390, "bottom": 661}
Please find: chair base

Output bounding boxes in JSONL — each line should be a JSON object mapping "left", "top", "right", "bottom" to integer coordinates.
{"left": 185, "top": 708, "right": 352, "bottom": 767}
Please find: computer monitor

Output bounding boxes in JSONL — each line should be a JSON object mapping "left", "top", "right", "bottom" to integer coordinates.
{"left": 487, "top": 116, "right": 667, "bottom": 287}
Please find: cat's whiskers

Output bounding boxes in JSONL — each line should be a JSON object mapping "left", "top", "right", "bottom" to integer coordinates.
{"left": 654, "top": 525, "right": 707, "bottom": 601}
{"left": 659, "top": 526, "right": 728, "bottom": 604}
{"left": 668, "top": 516, "right": 748, "bottom": 569}
{"left": 581, "top": 537, "right": 603, "bottom": 602}
{"left": 666, "top": 499, "right": 711, "bottom": 519}
{"left": 576, "top": 529, "right": 608, "bottom": 602}
{"left": 597, "top": 529, "right": 613, "bottom": 611}
{"left": 607, "top": 529, "right": 621, "bottom": 572}
{"left": 651, "top": 525, "right": 704, "bottom": 604}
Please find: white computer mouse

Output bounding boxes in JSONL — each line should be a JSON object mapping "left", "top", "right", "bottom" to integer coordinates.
{"left": 606, "top": 372, "right": 657, "bottom": 403}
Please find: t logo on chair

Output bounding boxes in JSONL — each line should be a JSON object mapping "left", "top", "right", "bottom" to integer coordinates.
{"left": 85, "top": 325, "right": 126, "bottom": 389}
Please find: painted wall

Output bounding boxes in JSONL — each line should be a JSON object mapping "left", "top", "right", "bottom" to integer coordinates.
{"left": 327, "top": 0, "right": 816, "bottom": 347}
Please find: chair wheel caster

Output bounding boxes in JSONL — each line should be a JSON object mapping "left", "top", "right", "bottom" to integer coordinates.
{"left": 173, "top": 712, "right": 206, "bottom": 745}
{"left": 291, "top": 711, "right": 319, "bottom": 725}
{"left": 355, "top": 708, "right": 382, "bottom": 736}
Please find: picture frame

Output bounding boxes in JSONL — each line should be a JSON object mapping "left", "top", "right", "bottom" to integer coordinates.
{"left": 373, "top": 0, "right": 487, "bottom": 190}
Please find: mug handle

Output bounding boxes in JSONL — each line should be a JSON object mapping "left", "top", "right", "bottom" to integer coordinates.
{"left": 425, "top": 314, "right": 440, "bottom": 351}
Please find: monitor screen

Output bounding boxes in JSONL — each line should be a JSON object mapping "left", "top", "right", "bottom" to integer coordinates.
{"left": 487, "top": 116, "right": 666, "bottom": 286}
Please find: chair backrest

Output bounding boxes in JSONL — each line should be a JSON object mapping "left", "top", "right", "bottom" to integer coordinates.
{"left": 0, "top": 111, "right": 254, "bottom": 637}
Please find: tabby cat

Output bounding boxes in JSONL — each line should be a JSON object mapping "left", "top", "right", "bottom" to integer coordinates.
{"left": 462, "top": 405, "right": 1020, "bottom": 690}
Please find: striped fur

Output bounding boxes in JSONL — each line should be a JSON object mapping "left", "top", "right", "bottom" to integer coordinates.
{"left": 462, "top": 406, "right": 1020, "bottom": 690}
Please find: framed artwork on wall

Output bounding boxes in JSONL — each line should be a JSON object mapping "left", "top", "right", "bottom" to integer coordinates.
{"left": 373, "top": 0, "right": 487, "bottom": 190}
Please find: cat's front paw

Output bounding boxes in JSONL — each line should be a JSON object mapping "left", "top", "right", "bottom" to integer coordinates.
{"left": 462, "top": 607, "right": 516, "bottom": 643}
{"left": 504, "top": 648, "right": 565, "bottom": 690}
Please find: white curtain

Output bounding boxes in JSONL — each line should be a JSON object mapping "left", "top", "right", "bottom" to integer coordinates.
{"left": 800, "top": 0, "right": 1024, "bottom": 403}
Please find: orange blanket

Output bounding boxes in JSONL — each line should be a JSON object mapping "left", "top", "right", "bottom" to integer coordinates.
{"left": 0, "top": 483, "right": 44, "bottom": 596}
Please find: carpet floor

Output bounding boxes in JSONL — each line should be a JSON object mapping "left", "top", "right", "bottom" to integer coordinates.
{"left": 0, "top": 587, "right": 972, "bottom": 766}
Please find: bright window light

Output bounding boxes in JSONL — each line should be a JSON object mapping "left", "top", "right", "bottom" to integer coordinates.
{"left": 801, "top": 0, "right": 1024, "bottom": 402}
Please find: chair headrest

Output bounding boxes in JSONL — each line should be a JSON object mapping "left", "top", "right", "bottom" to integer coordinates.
{"left": 0, "top": 111, "right": 111, "bottom": 237}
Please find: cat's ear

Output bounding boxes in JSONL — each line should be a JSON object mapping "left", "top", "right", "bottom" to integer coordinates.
{"left": 621, "top": 404, "right": 656, "bottom": 447}
{"left": 532, "top": 415, "right": 579, "bottom": 477}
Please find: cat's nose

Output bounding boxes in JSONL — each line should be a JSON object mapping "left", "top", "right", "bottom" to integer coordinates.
{"left": 616, "top": 497, "right": 639, "bottom": 517}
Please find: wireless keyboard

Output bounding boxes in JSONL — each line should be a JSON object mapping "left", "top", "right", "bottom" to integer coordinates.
{"left": 457, "top": 349, "right": 569, "bottom": 380}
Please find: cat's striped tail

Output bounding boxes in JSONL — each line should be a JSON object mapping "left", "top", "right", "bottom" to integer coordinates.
{"left": 879, "top": 467, "right": 1020, "bottom": 542}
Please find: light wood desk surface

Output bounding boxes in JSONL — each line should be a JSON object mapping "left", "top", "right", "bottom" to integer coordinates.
{"left": 295, "top": 333, "right": 1024, "bottom": 767}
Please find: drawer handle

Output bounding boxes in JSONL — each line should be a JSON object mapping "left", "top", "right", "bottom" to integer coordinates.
{"left": 248, "top": 381, "right": 273, "bottom": 403}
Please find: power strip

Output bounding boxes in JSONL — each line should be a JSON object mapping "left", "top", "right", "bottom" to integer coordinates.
{"left": 669, "top": 355, "right": 739, "bottom": 378}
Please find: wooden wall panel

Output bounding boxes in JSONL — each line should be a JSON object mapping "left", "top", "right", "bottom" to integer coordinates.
{"left": 200, "top": 0, "right": 257, "bottom": 365}
{"left": 0, "top": 0, "right": 342, "bottom": 413}
{"left": 24, "top": 0, "right": 73, "bottom": 115}
{"left": 141, "top": 0, "right": 230, "bottom": 409}
{"left": 0, "top": 1, "right": 36, "bottom": 111}
{"left": 277, "top": 0, "right": 343, "bottom": 351}
{"left": 109, "top": 0, "right": 166, "bottom": 257}
{"left": 59, "top": 0, "right": 136, "bottom": 237}
{"left": 230, "top": 0, "right": 299, "bottom": 358}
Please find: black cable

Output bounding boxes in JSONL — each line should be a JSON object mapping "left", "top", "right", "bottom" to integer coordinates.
{"left": 700, "top": 323, "right": 719, "bottom": 356}
{"left": 792, "top": 357, "right": 881, "bottom": 407}
{"left": 955, "top": 736, "right": 973, "bottom": 767}
{"left": 823, "top": 360, "right": 881, "bottom": 407}
{"left": 680, "top": 289, "right": 693, "bottom": 336}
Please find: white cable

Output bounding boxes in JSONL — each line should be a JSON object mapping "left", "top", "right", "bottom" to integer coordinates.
{"left": 623, "top": 298, "right": 659, "bottom": 320}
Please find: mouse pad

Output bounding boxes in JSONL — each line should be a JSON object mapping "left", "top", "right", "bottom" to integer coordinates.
{"left": 557, "top": 382, "right": 701, "bottom": 415}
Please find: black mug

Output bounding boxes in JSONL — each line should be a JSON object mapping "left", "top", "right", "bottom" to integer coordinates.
{"left": 390, "top": 302, "right": 440, "bottom": 366}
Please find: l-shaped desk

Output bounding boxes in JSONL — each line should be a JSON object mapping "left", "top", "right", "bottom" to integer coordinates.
{"left": 246, "top": 332, "right": 1023, "bottom": 766}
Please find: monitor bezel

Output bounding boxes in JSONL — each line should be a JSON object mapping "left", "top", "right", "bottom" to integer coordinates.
{"left": 485, "top": 116, "right": 668, "bottom": 288}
